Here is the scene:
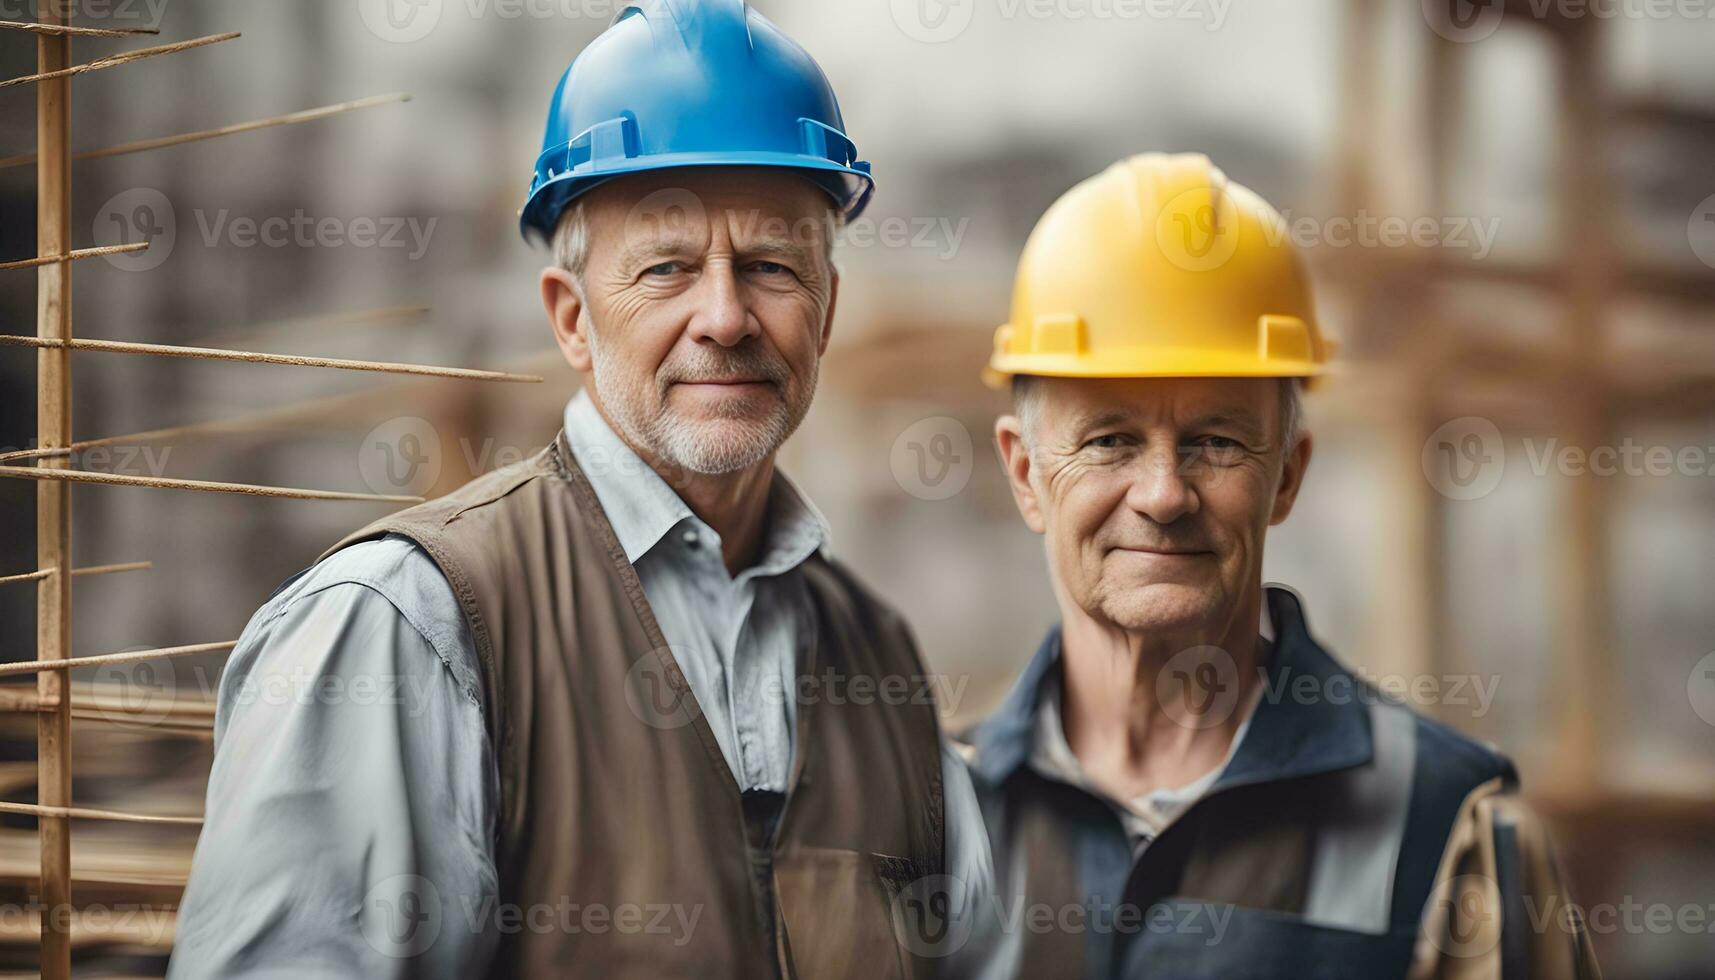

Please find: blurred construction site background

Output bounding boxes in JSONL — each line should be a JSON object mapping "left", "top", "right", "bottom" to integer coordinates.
{"left": 2, "top": 0, "right": 1714, "bottom": 974}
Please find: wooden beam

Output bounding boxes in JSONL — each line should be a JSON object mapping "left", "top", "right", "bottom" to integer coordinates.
{"left": 35, "top": 3, "right": 74, "bottom": 973}
{"left": 1545, "top": 18, "right": 1617, "bottom": 794}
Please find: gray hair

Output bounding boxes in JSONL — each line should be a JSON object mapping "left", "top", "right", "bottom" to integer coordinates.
{"left": 1011, "top": 375, "right": 1305, "bottom": 456}
{"left": 552, "top": 199, "right": 592, "bottom": 285}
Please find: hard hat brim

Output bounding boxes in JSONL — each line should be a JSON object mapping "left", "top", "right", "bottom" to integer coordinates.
{"left": 982, "top": 350, "right": 1327, "bottom": 391}
{"left": 519, "top": 154, "right": 874, "bottom": 245}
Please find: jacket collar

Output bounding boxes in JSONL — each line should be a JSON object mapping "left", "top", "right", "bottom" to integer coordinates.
{"left": 966, "top": 585, "right": 1374, "bottom": 792}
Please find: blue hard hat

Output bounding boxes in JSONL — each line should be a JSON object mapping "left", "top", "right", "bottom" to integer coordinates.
{"left": 519, "top": 0, "right": 874, "bottom": 245}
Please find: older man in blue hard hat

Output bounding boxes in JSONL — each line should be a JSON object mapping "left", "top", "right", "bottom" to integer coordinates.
{"left": 169, "top": 3, "right": 991, "bottom": 977}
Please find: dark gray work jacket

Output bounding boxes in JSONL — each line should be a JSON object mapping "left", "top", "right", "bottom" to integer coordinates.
{"left": 959, "top": 586, "right": 1597, "bottom": 980}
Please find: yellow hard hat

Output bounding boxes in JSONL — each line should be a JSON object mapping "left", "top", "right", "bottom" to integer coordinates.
{"left": 983, "top": 153, "right": 1329, "bottom": 389}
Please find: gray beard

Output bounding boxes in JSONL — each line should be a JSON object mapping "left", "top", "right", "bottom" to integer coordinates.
{"left": 585, "top": 327, "right": 814, "bottom": 476}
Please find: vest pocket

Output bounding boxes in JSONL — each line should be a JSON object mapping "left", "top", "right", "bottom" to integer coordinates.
{"left": 774, "top": 846, "right": 923, "bottom": 980}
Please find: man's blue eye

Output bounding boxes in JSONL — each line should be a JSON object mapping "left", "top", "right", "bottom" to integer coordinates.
{"left": 751, "top": 261, "right": 789, "bottom": 275}
{"left": 1086, "top": 434, "right": 1124, "bottom": 449}
{"left": 644, "top": 262, "right": 679, "bottom": 276}
{"left": 1192, "top": 436, "right": 1246, "bottom": 465}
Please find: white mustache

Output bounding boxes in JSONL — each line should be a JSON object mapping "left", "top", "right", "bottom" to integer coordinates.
{"left": 658, "top": 345, "right": 788, "bottom": 390}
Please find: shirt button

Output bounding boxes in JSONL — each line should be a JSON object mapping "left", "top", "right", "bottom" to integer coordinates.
{"left": 682, "top": 529, "right": 699, "bottom": 547}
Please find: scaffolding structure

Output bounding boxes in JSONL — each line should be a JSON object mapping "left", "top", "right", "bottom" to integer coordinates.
{"left": 1329, "top": 2, "right": 1715, "bottom": 966}
{"left": 0, "top": 3, "right": 539, "bottom": 975}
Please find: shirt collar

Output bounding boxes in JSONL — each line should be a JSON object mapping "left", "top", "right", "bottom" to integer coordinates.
{"left": 562, "top": 389, "right": 831, "bottom": 574}
{"left": 1026, "top": 648, "right": 1262, "bottom": 804}
{"left": 966, "top": 585, "right": 1374, "bottom": 792}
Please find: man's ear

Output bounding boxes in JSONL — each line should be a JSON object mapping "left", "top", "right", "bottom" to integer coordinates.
{"left": 995, "top": 415, "right": 1046, "bottom": 535}
{"left": 1269, "top": 431, "right": 1313, "bottom": 526}
{"left": 817, "top": 265, "right": 840, "bottom": 356}
{"left": 541, "top": 266, "right": 591, "bottom": 372}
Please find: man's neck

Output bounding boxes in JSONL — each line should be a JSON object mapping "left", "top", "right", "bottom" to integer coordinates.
{"left": 1054, "top": 584, "right": 1266, "bottom": 803}
{"left": 675, "top": 463, "right": 775, "bottom": 575}
{"left": 587, "top": 393, "right": 775, "bottom": 576}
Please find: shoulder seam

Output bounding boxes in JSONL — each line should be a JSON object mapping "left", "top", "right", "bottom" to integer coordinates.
{"left": 258, "top": 572, "right": 485, "bottom": 714}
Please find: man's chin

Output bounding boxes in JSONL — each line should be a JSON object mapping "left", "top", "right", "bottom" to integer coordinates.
{"left": 653, "top": 415, "right": 789, "bottom": 475}
{"left": 1096, "top": 581, "right": 1228, "bottom": 635}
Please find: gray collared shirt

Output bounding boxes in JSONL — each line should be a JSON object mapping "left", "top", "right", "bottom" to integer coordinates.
{"left": 168, "top": 392, "right": 991, "bottom": 978}
{"left": 564, "top": 389, "right": 818, "bottom": 792}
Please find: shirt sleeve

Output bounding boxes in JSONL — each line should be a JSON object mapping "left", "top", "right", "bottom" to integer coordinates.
{"left": 939, "top": 738, "right": 1013, "bottom": 980}
{"left": 167, "top": 564, "right": 498, "bottom": 979}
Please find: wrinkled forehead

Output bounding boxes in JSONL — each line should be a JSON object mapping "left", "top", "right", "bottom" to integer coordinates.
{"left": 1028, "top": 376, "right": 1282, "bottom": 432}
{"left": 582, "top": 167, "right": 836, "bottom": 255}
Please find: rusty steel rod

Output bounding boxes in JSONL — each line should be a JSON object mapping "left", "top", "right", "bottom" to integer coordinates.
{"left": 0, "top": 32, "right": 239, "bottom": 89}
{"left": 0, "top": 683, "right": 215, "bottom": 728}
{"left": 71, "top": 560, "right": 151, "bottom": 578}
{"left": 0, "top": 242, "right": 147, "bottom": 271}
{"left": 0, "top": 334, "right": 544, "bottom": 383}
{"left": 4, "top": 381, "right": 427, "bottom": 462}
{"left": 0, "top": 92, "right": 411, "bottom": 170}
{"left": 0, "top": 464, "right": 425, "bottom": 503}
{"left": 0, "top": 640, "right": 237, "bottom": 679}
{"left": 1, "top": 407, "right": 317, "bottom": 463}
{"left": 0, "top": 569, "right": 51, "bottom": 586}
{"left": 0, "top": 561, "right": 152, "bottom": 585}
{"left": 0, "top": 19, "right": 160, "bottom": 36}
{"left": 0, "top": 346, "right": 564, "bottom": 466}
{"left": 0, "top": 800, "right": 203, "bottom": 826}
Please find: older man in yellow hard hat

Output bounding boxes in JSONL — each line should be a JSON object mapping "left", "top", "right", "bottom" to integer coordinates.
{"left": 945, "top": 154, "right": 1600, "bottom": 979}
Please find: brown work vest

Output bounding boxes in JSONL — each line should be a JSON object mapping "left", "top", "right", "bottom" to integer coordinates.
{"left": 319, "top": 430, "right": 946, "bottom": 979}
